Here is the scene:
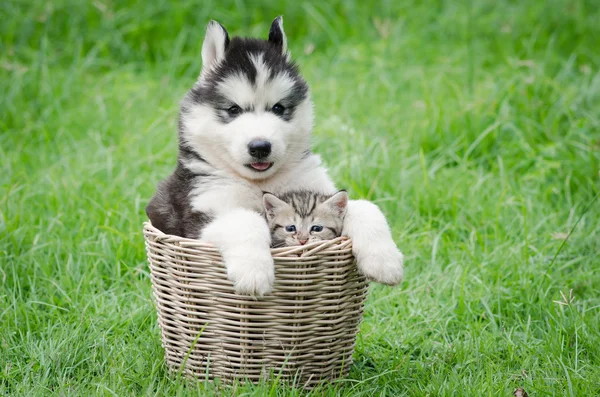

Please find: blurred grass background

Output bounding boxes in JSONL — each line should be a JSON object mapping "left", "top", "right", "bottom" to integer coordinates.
{"left": 1, "top": 0, "right": 599, "bottom": 395}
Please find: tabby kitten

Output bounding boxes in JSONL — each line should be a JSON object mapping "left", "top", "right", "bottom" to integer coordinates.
{"left": 262, "top": 190, "right": 348, "bottom": 248}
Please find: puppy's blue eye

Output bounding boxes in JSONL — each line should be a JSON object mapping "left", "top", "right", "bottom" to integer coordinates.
{"left": 227, "top": 105, "right": 241, "bottom": 116}
{"left": 311, "top": 225, "right": 323, "bottom": 232}
{"left": 272, "top": 103, "right": 285, "bottom": 115}
{"left": 285, "top": 225, "right": 296, "bottom": 232}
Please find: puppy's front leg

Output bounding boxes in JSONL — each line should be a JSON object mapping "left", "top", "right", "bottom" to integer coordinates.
{"left": 343, "top": 200, "right": 404, "bottom": 285}
{"left": 200, "top": 208, "right": 274, "bottom": 296}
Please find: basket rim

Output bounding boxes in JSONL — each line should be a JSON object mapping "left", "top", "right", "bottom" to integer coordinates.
{"left": 143, "top": 221, "right": 353, "bottom": 256}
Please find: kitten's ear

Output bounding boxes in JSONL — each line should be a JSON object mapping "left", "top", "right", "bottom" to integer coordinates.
{"left": 323, "top": 191, "right": 348, "bottom": 217}
{"left": 268, "top": 16, "right": 288, "bottom": 57}
{"left": 263, "top": 193, "right": 288, "bottom": 220}
{"left": 200, "top": 20, "right": 230, "bottom": 79}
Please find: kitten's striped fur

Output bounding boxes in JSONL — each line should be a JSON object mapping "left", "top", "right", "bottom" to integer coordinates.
{"left": 263, "top": 190, "right": 348, "bottom": 248}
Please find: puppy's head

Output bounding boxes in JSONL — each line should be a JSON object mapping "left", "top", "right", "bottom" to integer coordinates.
{"left": 179, "top": 17, "right": 313, "bottom": 180}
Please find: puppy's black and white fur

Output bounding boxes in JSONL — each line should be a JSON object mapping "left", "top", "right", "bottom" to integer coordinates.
{"left": 147, "top": 17, "right": 404, "bottom": 295}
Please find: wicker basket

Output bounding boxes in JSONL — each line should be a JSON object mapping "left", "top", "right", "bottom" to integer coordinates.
{"left": 143, "top": 222, "right": 369, "bottom": 387}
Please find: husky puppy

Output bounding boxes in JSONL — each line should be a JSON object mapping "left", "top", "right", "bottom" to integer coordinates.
{"left": 146, "top": 17, "right": 403, "bottom": 296}
{"left": 262, "top": 190, "right": 348, "bottom": 248}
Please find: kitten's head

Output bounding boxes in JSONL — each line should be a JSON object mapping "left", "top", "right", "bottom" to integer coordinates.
{"left": 263, "top": 190, "right": 348, "bottom": 247}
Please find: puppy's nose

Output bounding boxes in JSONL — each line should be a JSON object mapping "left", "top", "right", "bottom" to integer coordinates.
{"left": 248, "top": 140, "right": 271, "bottom": 159}
{"left": 299, "top": 239, "right": 308, "bottom": 245}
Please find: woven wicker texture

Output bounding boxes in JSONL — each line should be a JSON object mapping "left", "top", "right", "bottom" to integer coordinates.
{"left": 143, "top": 222, "right": 369, "bottom": 387}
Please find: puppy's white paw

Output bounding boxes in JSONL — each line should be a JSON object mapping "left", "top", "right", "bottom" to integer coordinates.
{"left": 200, "top": 208, "right": 274, "bottom": 296}
{"left": 356, "top": 244, "right": 404, "bottom": 285}
{"left": 226, "top": 252, "right": 275, "bottom": 296}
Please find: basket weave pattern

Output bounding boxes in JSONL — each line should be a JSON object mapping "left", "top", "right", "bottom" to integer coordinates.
{"left": 143, "top": 222, "right": 369, "bottom": 386}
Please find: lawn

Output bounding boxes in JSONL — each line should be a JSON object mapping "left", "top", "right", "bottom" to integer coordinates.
{"left": 1, "top": 0, "right": 599, "bottom": 395}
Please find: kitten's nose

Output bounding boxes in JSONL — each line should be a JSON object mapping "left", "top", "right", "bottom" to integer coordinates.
{"left": 248, "top": 140, "right": 271, "bottom": 159}
{"left": 299, "top": 239, "right": 308, "bottom": 245}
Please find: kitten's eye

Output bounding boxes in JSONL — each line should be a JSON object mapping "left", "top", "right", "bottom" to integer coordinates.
{"left": 227, "top": 105, "right": 241, "bottom": 117}
{"left": 285, "top": 225, "right": 296, "bottom": 232}
{"left": 272, "top": 103, "right": 285, "bottom": 115}
{"left": 311, "top": 225, "right": 323, "bottom": 232}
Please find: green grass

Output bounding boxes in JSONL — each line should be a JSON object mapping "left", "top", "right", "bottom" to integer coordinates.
{"left": 1, "top": 0, "right": 599, "bottom": 395}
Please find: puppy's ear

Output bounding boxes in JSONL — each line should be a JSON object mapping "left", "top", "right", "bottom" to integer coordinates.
{"left": 323, "top": 191, "right": 348, "bottom": 217}
{"left": 200, "top": 20, "right": 230, "bottom": 79}
{"left": 268, "top": 16, "right": 288, "bottom": 56}
{"left": 262, "top": 193, "right": 288, "bottom": 220}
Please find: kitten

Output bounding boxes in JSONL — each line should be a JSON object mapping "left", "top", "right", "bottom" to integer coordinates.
{"left": 262, "top": 190, "right": 348, "bottom": 248}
